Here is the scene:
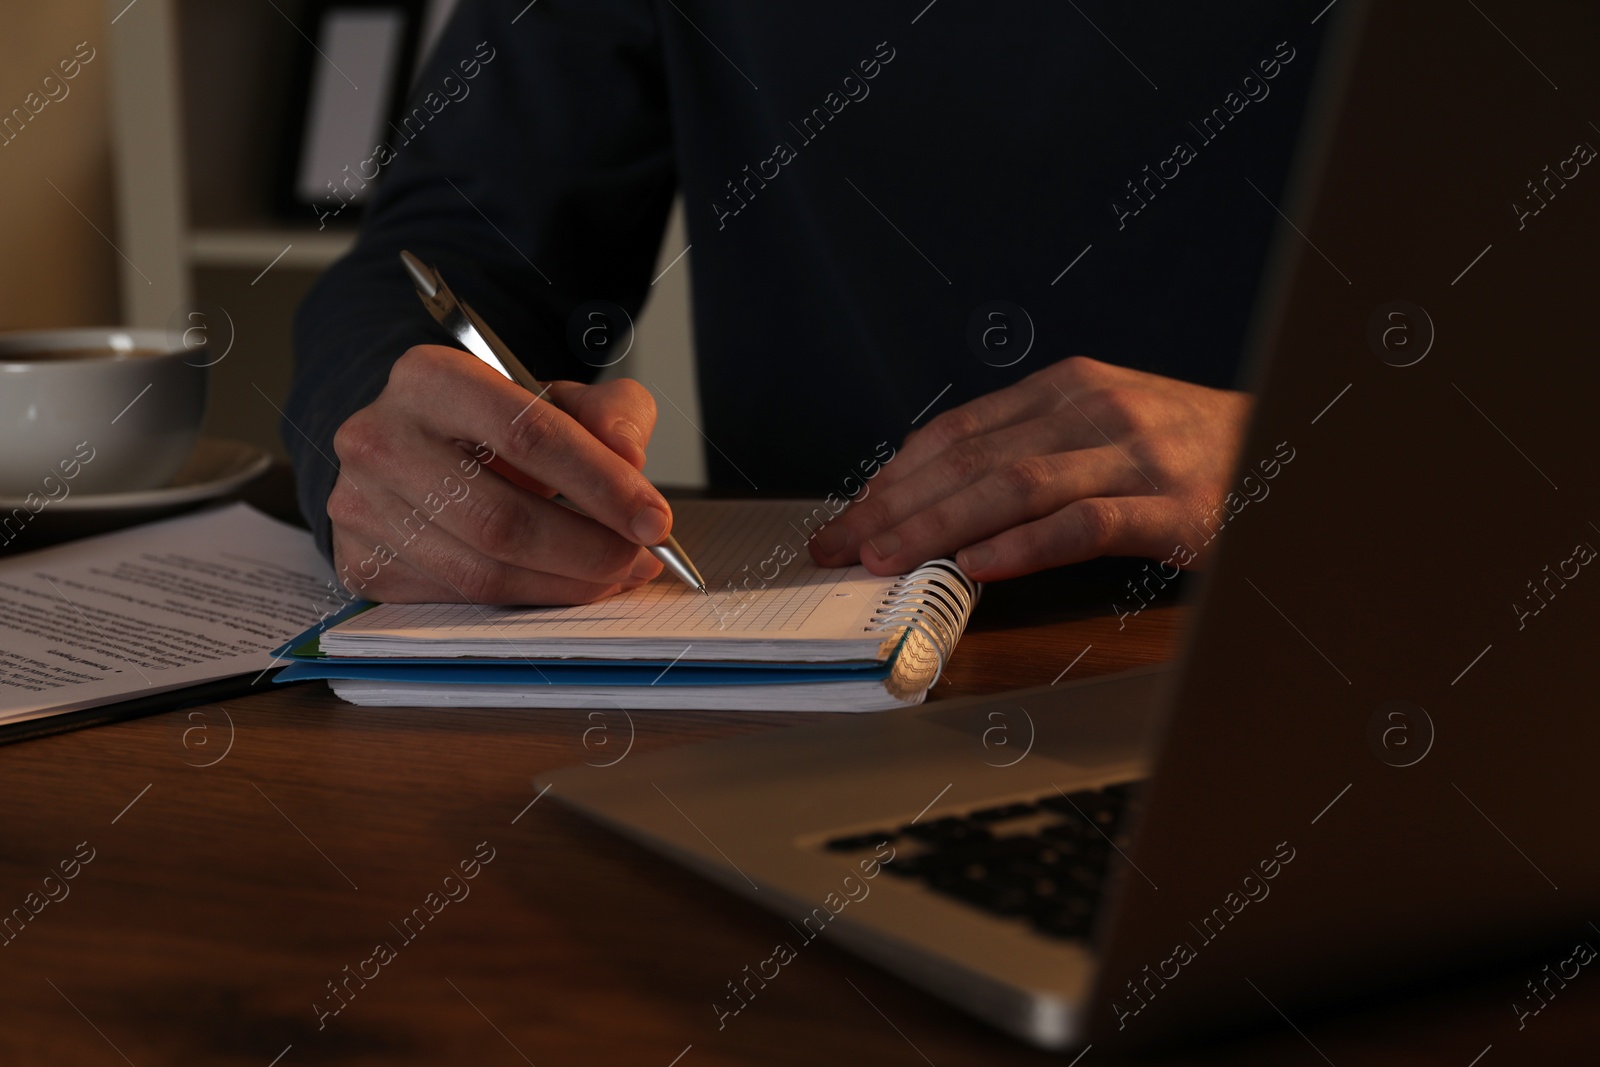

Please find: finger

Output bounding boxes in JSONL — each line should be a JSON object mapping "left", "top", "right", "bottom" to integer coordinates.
{"left": 339, "top": 405, "right": 653, "bottom": 583}
{"left": 820, "top": 420, "right": 1061, "bottom": 559}
{"left": 387, "top": 346, "right": 673, "bottom": 546}
{"left": 545, "top": 378, "right": 658, "bottom": 472}
{"left": 431, "top": 474, "right": 661, "bottom": 585}
{"left": 333, "top": 524, "right": 455, "bottom": 602}
{"left": 852, "top": 447, "right": 1143, "bottom": 575}
{"left": 883, "top": 358, "right": 1105, "bottom": 488}
{"left": 385, "top": 498, "right": 631, "bottom": 605}
{"left": 373, "top": 434, "right": 659, "bottom": 585}
{"left": 812, "top": 414, "right": 1114, "bottom": 565}
{"left": 331, "top": 480, "right": 631, "bottom": 605}
{"left": 475, "top": 450, "right": 554, "bottom": 496}
{"left": 337, "top": 524, "right": 654, "bottom": 604}
{"left": 334, "top": 521, "right": 659, "bottom": 604}
{"left": 886, "top": 389, "right": 1048, "bottom": 489}
{"left": 953, "top": 495, "right": 1175, "bottom": 582}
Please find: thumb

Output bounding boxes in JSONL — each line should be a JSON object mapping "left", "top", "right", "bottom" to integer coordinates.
{"left": 546, "top": 378, "right": 658, "bottom": 471}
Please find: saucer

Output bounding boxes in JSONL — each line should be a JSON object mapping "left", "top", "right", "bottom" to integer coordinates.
{"left": 0, "top": 438, "right": 273, "bottom": 551}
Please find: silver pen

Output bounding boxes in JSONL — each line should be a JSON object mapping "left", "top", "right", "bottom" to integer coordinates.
{"left": 400, "top": 249, "right": 708, "bottom": 595}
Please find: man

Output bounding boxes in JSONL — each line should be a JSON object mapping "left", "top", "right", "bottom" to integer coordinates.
{"left": 287, "top": 0, "right": 1324, "bottom": 604}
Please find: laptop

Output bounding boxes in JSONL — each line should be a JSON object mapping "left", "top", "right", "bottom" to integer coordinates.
{"left": 536, "top": 0, "right": 1600, "bottom": 1049}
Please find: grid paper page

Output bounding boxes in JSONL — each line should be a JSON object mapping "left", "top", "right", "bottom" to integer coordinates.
{"left": 333, "top": 500, "right": 900, "bottom": 644}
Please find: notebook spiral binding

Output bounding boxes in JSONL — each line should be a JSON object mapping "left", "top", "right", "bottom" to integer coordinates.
{"left": 866, "top": 560, "right": 980, "bottom": 684}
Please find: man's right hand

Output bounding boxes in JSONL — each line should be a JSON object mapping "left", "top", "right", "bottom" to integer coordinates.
{"left": 327, "top": 344, "right": 669, "bottom": 604}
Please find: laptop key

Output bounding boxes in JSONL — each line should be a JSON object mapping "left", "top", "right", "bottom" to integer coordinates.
{"left": 884, "top": 841, "right": 990, "bottom": 878}
{"left": 1066, "top": 790, "right": 1116, "bottom": 820}
{"left": 901, "top": 816, "right": 992, "bottom": 845}
{"left": 973, "top": 882, "right": 1036, "bottom": 915}
{"left": 927, "top": 868, "right": 1037, "bottom": 915}
{"left": 1041, "top": 786, "right": 1126, "bottom": 824}
{"left": 1039, "top": 821, "right": 1102, "bottom": 846}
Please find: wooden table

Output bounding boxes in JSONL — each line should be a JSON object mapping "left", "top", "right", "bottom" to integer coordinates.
{"left": 2, "top": 474, "right": 1593, "bottom": 1065}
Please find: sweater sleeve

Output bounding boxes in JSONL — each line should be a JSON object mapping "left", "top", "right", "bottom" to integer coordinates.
{"left": 284, "top": 0, "right": 677, "bottom": 559}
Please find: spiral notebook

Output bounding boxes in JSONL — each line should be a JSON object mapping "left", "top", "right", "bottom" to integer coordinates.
{"left": 276, "top": 499, "right": 979, "bottom": 711}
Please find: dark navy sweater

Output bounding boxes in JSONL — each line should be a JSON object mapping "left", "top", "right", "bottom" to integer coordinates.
{"left": 287, "top": 0, "right": 1326, "bottom": 558}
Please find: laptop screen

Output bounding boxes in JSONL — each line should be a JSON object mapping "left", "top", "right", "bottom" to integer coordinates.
{"left": 1089, "top": 0, "right": 1600, "bottom": 1045}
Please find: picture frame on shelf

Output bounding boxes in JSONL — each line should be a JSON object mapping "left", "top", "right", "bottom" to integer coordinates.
{"left": 278, "top": 0, "right": 427, "bottom": 229}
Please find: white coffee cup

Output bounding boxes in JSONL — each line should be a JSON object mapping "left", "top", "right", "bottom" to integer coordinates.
{"left": 0, "top": 328, "right": 208, "bottom": 497}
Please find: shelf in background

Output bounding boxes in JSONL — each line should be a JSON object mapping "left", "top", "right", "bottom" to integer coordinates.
{"left": 187, "top": 228, "right": 356, "bottom": 270}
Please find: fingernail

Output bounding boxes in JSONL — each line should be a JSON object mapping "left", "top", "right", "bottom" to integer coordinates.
{"left": 631, "top": 552, "right": 660, "bottom": 580}
{"left": 814, "top": 524, "right": 852, "bottom": 558}
{"left": 867, "top": 532, "right": 901, "bottom": 559}
{"left": 631, "top": 506, "right": 670, "bottom": 545}
{"left": 959, "top": 544, "right": 992, "bottom": 573}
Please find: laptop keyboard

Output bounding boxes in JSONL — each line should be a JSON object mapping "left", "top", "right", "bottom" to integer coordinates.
{"left": 824, "top": 782, "right": 1139, "bottom": 941}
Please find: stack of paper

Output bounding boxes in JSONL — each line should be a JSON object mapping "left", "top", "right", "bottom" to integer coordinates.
{"left": 277, "top": 500, "right": 978, "bottom": 712}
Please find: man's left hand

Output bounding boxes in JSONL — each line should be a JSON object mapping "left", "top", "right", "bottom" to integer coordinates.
{"left": 808, "top": 356, "right": 1252, "bottom": 581}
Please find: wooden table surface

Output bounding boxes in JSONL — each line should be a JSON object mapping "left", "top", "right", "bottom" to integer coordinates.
{"left": 2, "top": 474, "right": 1594, "bottom": 1065}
